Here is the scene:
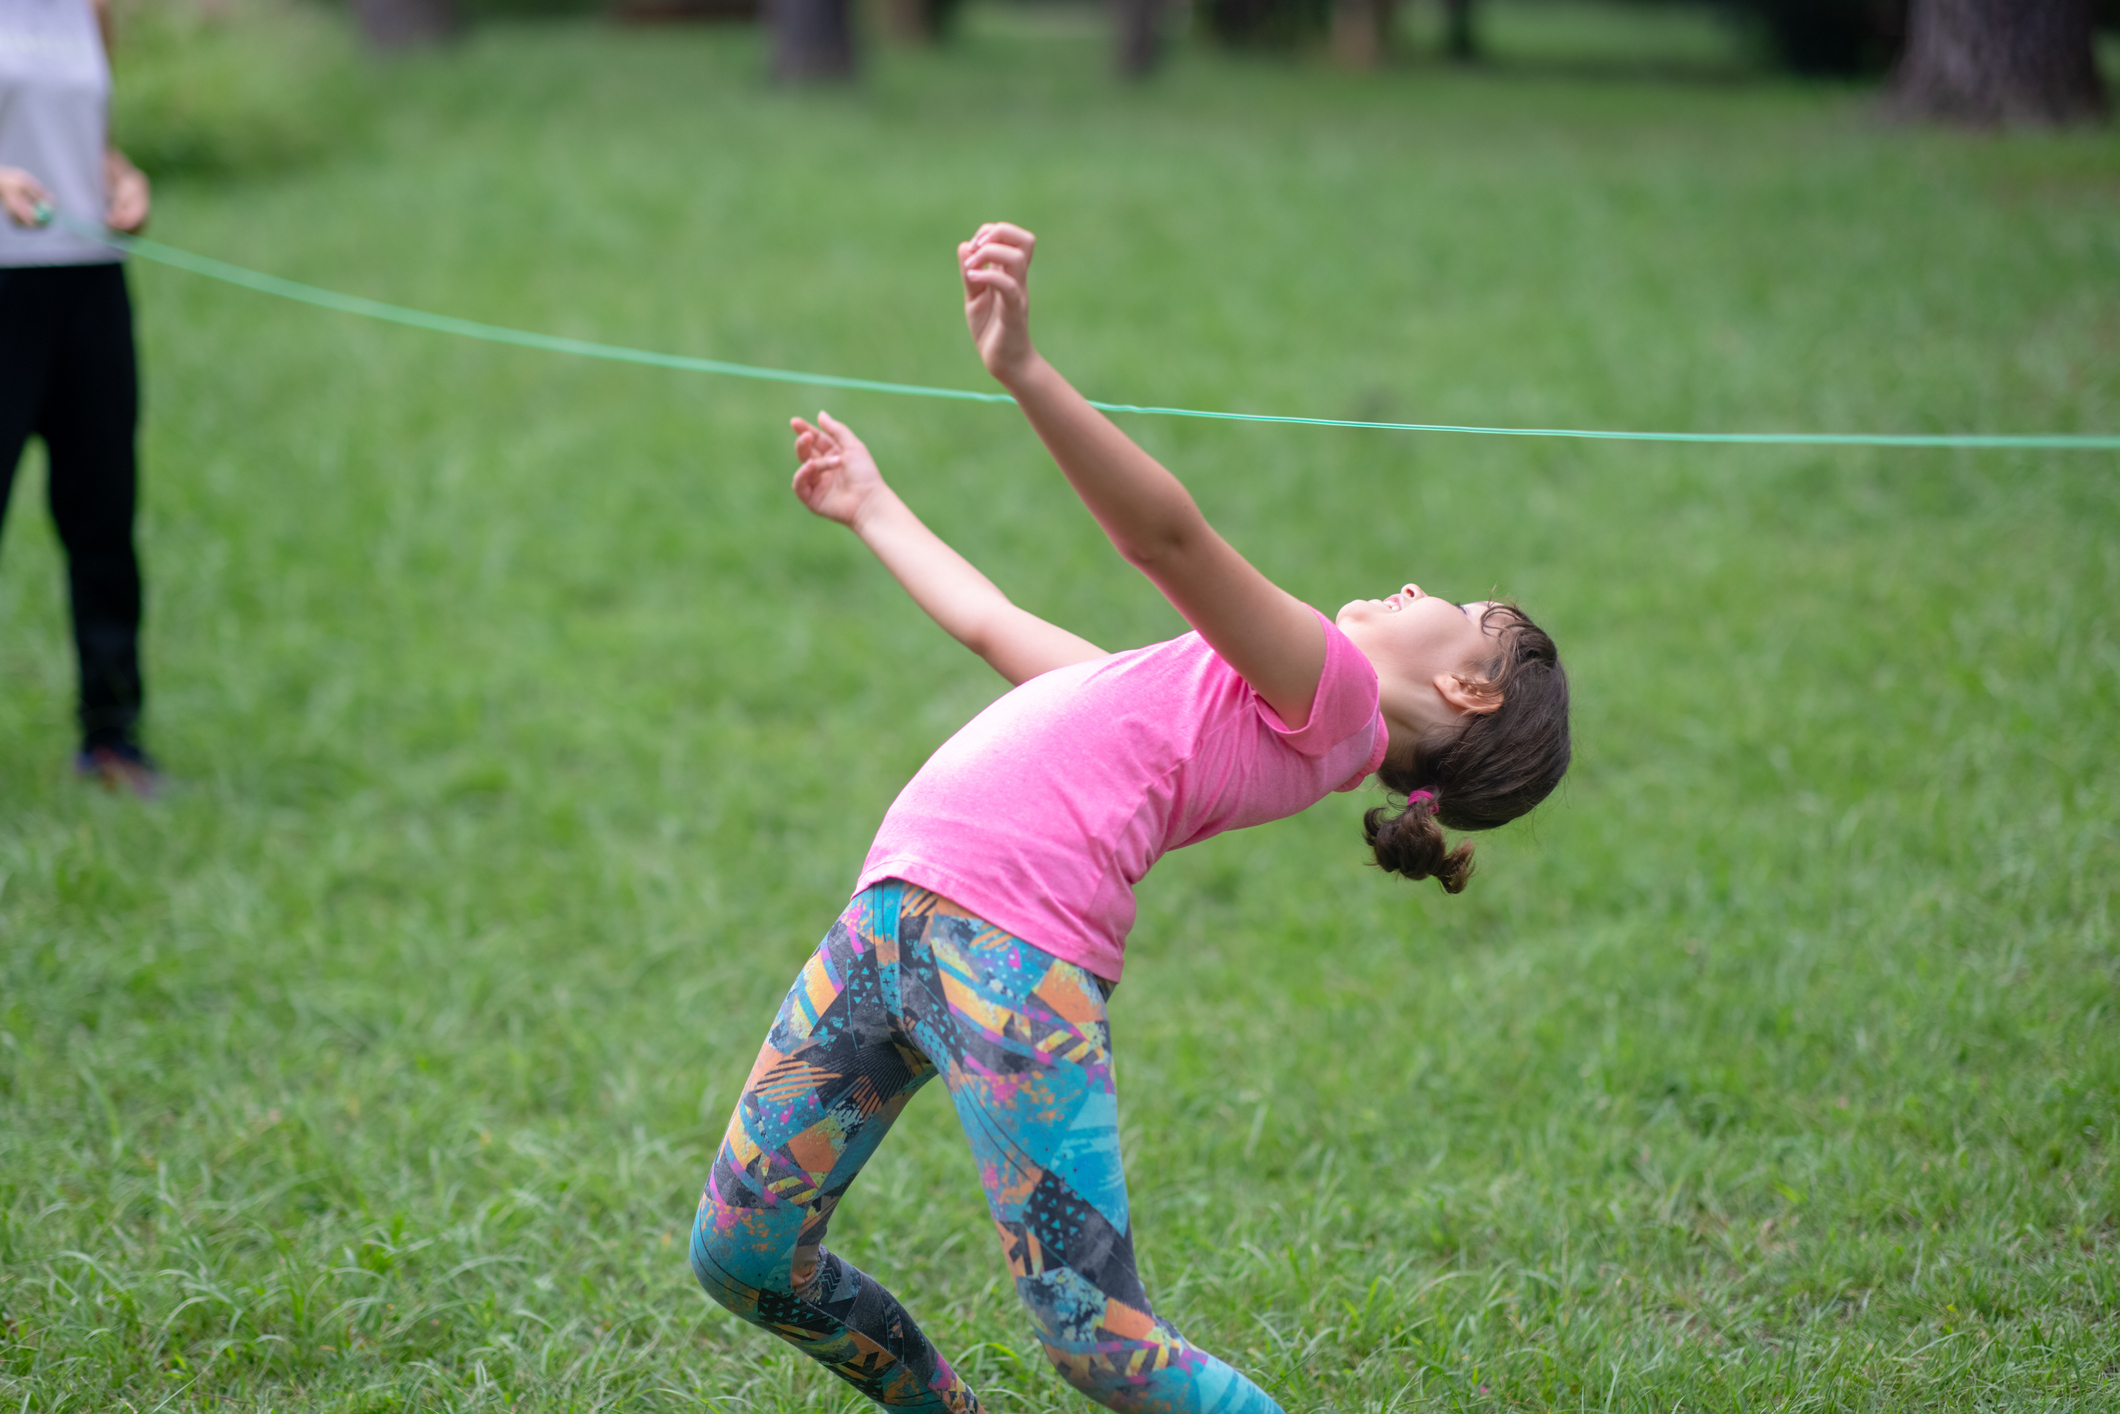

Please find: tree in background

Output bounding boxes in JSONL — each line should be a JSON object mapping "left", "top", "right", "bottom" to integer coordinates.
{"left": 348, "top": 0, "right": 460, "bottom": 46}
{"left": 769, "top": 0, "right": 855, "bottom": 79}
{"left": 1226, "top": 0, "right": 1477, "bottom": 67}
{"left": 1440, "top": 0, "right": 1474, "bottom": 59}
{"left": 1116, "top": 0, "right": 1164, "bottom": 76}
{"left": 1330, "top": 0, "right": 1395, "bottom": 67}
{"left": 880, "top": 0, "right": 966, "bottom": 44}
{"left": 1888, "top": 0, "right": 2107, "bottom": 122}
{"left": 1199, "top": 0, "right": 1328, "bottom": 49}
{"left": 1741, "top": 0, "right": 1903, "bottom": 74}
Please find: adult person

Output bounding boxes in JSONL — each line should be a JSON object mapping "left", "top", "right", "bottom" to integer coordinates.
{"left": 0, "top": 0, "right": 157, "bottom": 796}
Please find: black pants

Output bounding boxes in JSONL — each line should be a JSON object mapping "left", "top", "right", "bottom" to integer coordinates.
{"left": 0, "top": 262, "right": 144, "bottom": 751}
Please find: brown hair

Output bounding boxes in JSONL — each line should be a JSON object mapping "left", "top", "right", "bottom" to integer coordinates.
{"left": 1363, "top": 604, "right": 1570, "bottom": 893}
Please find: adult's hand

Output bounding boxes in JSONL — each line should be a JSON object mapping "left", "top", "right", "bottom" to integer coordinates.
{"left": 0, "top": 166, "right": 53, "bottom": 227}
{"left": 104, "top": 149, "right": 150, "bottom": 234}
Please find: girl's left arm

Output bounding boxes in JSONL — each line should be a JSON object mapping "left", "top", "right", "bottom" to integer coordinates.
{"left": 960, "top": 225, "right": 1326, "bottom": 728}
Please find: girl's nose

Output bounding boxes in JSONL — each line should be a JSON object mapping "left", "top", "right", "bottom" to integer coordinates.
{"left": 1402, "top": 584, "right": 1425, "bottom": 600}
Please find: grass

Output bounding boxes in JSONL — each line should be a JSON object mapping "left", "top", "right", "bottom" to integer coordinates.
{"left": 3, "top": 4, "right": 2117, "bottom": 1410}
{"left": 107, "top": 0, "right": 369, "bottom": 179}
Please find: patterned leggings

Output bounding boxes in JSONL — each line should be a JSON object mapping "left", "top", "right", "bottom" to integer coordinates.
{"left": 691, "top": 881, "right": 1282, "bottom": 1414}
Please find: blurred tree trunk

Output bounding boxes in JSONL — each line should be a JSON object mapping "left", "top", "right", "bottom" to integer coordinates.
{"left": 1199, "top": 0, "right": 1323, "bottom": 50}
{"left": 881, "top": 0, "right": 958, "bottom": 44}
{"left": 1441, "top": 0, "right": 1476, "bottom": 61}
{"left": 771, "top": 0, "right": 857, "bottom": 80}
{"left": 1330, "top": 0, "right": 1395, "bottom": 68}
{"left": 1888, "top": 0, "right": 2106, "bottom": 123}
{"left": 1115, "top": 0, "right": 1163, "bottom": 77}
{"left": 881, "top": 0, "right": 927, "bottom": 42}
{"left": 348, "top": 0, "right": 459, "bottom": 48}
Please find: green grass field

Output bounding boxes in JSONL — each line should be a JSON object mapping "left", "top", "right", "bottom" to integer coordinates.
{"left": 3, "top": 5, "right": 2117, "bottom": 1410}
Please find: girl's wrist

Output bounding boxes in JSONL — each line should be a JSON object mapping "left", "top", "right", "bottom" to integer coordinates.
{"left": 848, "top": 484, "right": 906, "bottom": 541}
{"left": 992, "top": 349, "right": 1051, "bottom": 398}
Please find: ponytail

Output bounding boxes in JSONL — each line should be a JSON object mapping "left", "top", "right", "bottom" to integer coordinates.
{"left": 1365, "top": 605, "right": 1571, "bottom": 893}
{"left": 1364, "top": 788, "right": 1476, "bottom": 893}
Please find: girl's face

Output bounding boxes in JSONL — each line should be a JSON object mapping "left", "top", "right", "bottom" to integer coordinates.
{"left": 1336, "top": 585, "right": 1506, "bottom": 743}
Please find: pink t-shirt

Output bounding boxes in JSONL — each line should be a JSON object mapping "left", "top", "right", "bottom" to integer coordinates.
{"left": 856, "top": 609, "right": 1389, "bottom": 982}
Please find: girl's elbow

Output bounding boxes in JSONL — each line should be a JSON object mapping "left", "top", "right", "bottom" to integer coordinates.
{"left": 1116, "top": 523, "right": 1198, "bottom": 573}
{"left": 954, "top": 609, "right": 1014, "bottom": 666}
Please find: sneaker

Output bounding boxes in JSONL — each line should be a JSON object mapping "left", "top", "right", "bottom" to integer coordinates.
{"left": 75, "top": 742, "right": 163, "bottom": 800}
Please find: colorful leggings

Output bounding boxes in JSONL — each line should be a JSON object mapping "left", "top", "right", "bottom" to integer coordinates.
{"left": 691, "top": 881, "right": 1282, "bottom": 1414}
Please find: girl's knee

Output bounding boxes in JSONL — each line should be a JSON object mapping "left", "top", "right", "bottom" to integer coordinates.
{"left": 689, "top": 1222, "right": 759, "bottom": 1317}
{"left": 688, "top": 1179, "right": 795, "bottom": 1322}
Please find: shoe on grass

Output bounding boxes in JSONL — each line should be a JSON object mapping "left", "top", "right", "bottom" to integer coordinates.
{"left": 75, "top": 742, "right": 163, "bottom": 800}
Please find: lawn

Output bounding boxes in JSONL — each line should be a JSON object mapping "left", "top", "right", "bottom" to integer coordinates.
{"left": 2, "top": 4, "right": 2117, "bottom": 1410}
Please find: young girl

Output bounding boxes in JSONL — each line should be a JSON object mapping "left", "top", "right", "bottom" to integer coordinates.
{"left": 691, "top": 223, "right": 1570, "bottom": 1414}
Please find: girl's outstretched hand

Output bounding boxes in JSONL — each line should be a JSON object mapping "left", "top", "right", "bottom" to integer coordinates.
{"left": 791, "top": 412, "right": 889, "bottom": 528}
{"left": 959, "top": 222, "right": 1038, "bottom": 387}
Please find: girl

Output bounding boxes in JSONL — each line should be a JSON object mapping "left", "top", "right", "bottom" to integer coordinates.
{"left": 691, "top": 223, "right": 1570, "bottom": 1414}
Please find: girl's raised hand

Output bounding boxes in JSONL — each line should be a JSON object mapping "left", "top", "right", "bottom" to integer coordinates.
{"left": 790, "top": 412, "right": 889, "bottom": 528}
{"left": 959, "top": 222, "right": 1037, "bottom": 386}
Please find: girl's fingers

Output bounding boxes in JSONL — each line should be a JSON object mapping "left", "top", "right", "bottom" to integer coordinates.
{"left": 963, "top": 230, "right": 1028, "bottom": 259}
{"left": 817, "top": 411, "right": 860, "bottom": 447}
{"left": 964, "top": 254, "right": 1029, "bottom": 288}
{"left": 793, "top": 419, "right": 842, "bottom": 460}
{"left": 972, "top": 221, "right": 1034, "bottom": 252}
{"left": 962, "top": 239, "right": 1030, "bottom": 275}
{"left": 964, "top": 243, "right": 1033, "bottom": 278}
{"left": 963, "top": 267, "right": 1026, "bottom": 306}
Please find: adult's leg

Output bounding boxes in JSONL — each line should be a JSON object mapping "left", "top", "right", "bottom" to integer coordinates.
{"left": 40, "top": 263, "right": 144, "bottom": 750}
{"left": 691, "top": 884, "right": 980, "bottom": 1413}
{"left": 0, "top": 267, "right": 60, "bottom": 553}
{"left": 895, "top": 893, "right": 1284, "bottom": 1414}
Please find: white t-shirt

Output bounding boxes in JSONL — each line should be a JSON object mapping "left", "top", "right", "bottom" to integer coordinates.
{"left": 0, "top": 0, "right": 116, "bottom": 267}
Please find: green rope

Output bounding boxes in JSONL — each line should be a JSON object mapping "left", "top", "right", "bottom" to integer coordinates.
{"left": 65, "top": 217, "right": 2120, "bottom": 451}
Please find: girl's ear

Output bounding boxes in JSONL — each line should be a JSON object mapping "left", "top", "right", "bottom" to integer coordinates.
{"left": 1433, "top": 672, "right": 1504, "bottom": 717}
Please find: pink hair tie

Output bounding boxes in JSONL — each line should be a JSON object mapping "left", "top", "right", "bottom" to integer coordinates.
{"left": 1407, "top": 789, "right": 1436, "bottom": 809}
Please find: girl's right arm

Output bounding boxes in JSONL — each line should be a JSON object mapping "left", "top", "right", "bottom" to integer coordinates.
{"left": 959, "top": 224, "right": 1328, "bottom": 730}
{"left": 791, "top": 412, "right": 1109, "bottom": 685}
